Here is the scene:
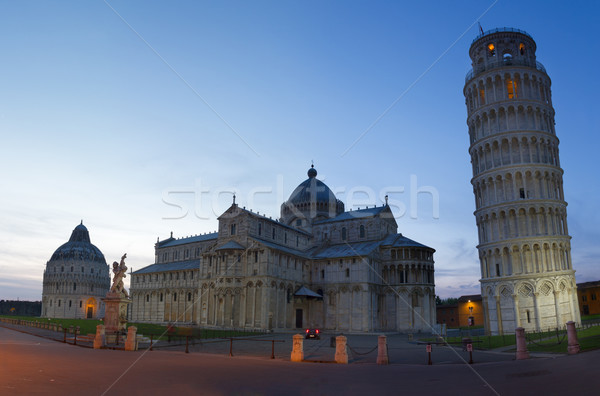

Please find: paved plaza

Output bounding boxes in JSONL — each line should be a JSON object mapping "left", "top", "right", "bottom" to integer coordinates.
{"left": 1, "top": 325, "right": 599, "bottom": 395}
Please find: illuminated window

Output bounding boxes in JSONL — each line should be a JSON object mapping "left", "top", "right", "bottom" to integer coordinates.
{"left": 507, "top": 79, "right": 517, "bottom": 99}
{"left": 519, "top": 43, "right": 525, "bottom": 55}
{"left": 488, "top": 43, "right": 495, "bottom": 56}
{"left": 479, "top": 89, "right": 485, "bottom": 105}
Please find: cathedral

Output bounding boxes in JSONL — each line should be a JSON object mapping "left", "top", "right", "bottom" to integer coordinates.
{"left": 130, "top": 166, "right": 436, "bottom": 332}
{"left": 41, "top": 222, "right": 111, "bottom": 319}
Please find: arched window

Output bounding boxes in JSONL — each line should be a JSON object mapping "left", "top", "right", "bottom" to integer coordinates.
{"left": 272, "top": 228, "right": 276, "bottom": 239}
{"left": 341, "top": 227, "right": 347, "bottom": 240}
{"left": 70, "top": 266, "right": 73, "bottom": 272}
{"left": 188, "top": 293, "right": 192, "bottom": 302}
{"left": 519, "top": 43, "right": 525, "bottom": 55}
{"left": 488, "top": 43, "right": 495, "bottom": 57}
{"left": 61, "top": 266, "right": 64, "bottom": 272}
{"left": 258, "top": 223, "right": 262, "bottom": 236}
{"left": 173, "top": 293, "right": 177, "bottom": 301}
{"left": 346, "top": 268, "right": 350, "bottom": 278}
{"left": 503, "top": 53, "right": 512, "bottom": 63}
{"left": 359, "top": 225, "right": 365, "bottom": 238}
{"left": 160, "top": 293, "right": 163, "bottom": 302}
{"left": 507, "top": 79, "right": 517, "bottom": 99}
{"left": 231, "top": 223, "right": 236, "bottom": 235}
{"left": 146, "top": 295, "right": 149, "bottom": 302}
{"left": 73, "top": 283, "right": 77, "bottom": 291}
{"left": 81, "top": 266, "right": 84, "bottom": 273}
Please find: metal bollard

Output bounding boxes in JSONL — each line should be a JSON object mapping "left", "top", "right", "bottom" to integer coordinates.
{"left": 271, "top": 340, "right": 275, "bottom": 359}
{"left": 150, "top": 334, "right": 153, "bottom": 351}
{"left": 185, "top": 336, "right": 189, "bottom": 354}
{"left": 467, "top": 343, "right": 473, "bottom": 364}
{"left": 229, "top": 338, "right": 233, "bottom": 357}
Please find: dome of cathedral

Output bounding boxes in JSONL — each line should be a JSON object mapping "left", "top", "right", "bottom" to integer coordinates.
{"left": 49, "top": 222, "right": 106, "bottom": 264}
{"left": 280, "top": 165, "right": 344, "bottom": 225}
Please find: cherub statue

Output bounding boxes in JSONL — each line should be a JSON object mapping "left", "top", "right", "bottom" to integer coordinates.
{"left": 110, "top": 253, "right": 129, "bottom": 298}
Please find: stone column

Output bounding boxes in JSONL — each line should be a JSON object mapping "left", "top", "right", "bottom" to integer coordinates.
{"left": 533, "top": 292, "right": 541, "bottom": 331}
{"left": 93, "top": 325, "right": 105, "bottom": 349}
{"left": 515, "top": 327, "right": 529, "bottom": 360}
{"left": 335, "top": 335, "right": 348, "bottom": 364}
{"left": 566, "top": 321, "right": 580, "bottom": 354}
{"left": 553, "top": 291, "right": 562, "bottom": 328}
{"left": 568, "top": 288, "right": 578, "bottom": 323}
{"left": 291, "top": 334, "right": 304, "bottom": 362}
{"left": 495, "top": 296, "right": 504, "bottom": 335}
{"left": 512, "top": 294, "right": 521, "bottom": 328}
{"left": 125, "top": 326, "right": 138, "bottom": 351}
{"left": 376, "top": 335, "right": 388, "bottom": 365}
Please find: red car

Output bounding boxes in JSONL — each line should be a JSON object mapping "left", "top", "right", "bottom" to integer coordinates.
{"left": 305, "top": 328, "right": 320, "bottom": 339}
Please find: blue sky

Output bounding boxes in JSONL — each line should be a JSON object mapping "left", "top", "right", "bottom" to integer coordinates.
{"left": 1, "top": 1, "right": 598, "bottom": 300}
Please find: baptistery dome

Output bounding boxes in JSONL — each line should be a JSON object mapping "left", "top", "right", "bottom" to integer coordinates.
{"left": 280, "top": 165, "right": 344, "bottom": 228}
{"left": 42, "top": 222, "right": 110, "bottom": 319}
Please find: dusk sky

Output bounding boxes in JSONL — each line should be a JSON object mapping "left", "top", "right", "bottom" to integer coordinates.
{"left": 1, "top": 1, "right": 598, "bottom": 300}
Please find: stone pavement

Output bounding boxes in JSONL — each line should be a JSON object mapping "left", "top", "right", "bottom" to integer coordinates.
{"left": 2, "top": 324, "right": 600, "bottom": 395}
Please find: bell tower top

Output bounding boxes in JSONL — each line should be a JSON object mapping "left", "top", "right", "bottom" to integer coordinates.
{"left": 466, "top": 28, "right": 541, "bottom": 83}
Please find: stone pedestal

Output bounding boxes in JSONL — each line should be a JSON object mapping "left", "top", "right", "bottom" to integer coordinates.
{"left": 94, "top": 324, "right": 106, "bottom": 349}
{"left": 515, "top": 327, "right": 529, "bottom": 360}
{"left": 125, "top": 326, "right": 138, "bottom": 351}
{"left": 335, "top": 335, "right": 348, "bottom": 364}
{"left": 566, "top": 321, "right": 580, "bottom": 355}
{"left": 102, "top": 292, "right": 131, "bottom": 334}
{"left": 377, "top": 335, "right": 389, "bottom": 365}
{"left": 291, "top": 334, "right": 304, "bottom": 362}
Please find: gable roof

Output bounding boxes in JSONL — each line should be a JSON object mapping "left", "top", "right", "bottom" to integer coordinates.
{"left": 215, "top": 240, "right": 246, "bottom": 251}
{"left": 250, "top": 237, "right": 311, "bottom": 258}
{"left": 133, "top": 260, "right": 201, "bottom": 274}
{"left": 158, "top": 232, "right": 218, "bottom": 248}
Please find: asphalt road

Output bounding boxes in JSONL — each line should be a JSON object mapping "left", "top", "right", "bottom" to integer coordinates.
{"left": 1, "top": 326, "right": 599, "bottom": 395}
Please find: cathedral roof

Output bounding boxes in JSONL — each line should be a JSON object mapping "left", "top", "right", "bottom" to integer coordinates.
{"left": 314, "top": 205, "right": 388, "bottom": 224}
{"left": 133, "top": 259, "right": 200, "bottom": 274}
{"left": 49, "top": 222, "right": 106, "bottom": 264}
{"left": 280, "top": 165, "right": 345, "bottom": 223}
{"left": 158, "top": 232, "right": 218, "bottom": 248}
{"left": 380, "top": 233, "right": 434, "bottom": 250}
{"left": 287, "top": 165, "right": 338, "bottom": 206}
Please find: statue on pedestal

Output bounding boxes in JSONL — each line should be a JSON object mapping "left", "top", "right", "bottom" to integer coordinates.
{"left": 110, "top": 253, "right": 129, "bottom": 298}
{"left": 103, "top": 253, "right": 131, "bottom": 337}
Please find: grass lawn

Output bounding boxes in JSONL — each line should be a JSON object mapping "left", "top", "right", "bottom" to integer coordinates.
{"left": 0, "top": 315, "right": 265, "bottom": 339}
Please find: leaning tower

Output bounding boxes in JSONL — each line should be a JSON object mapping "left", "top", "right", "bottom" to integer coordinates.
{"left": 464, "top": 28, "right": 580, "bottom": 335}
